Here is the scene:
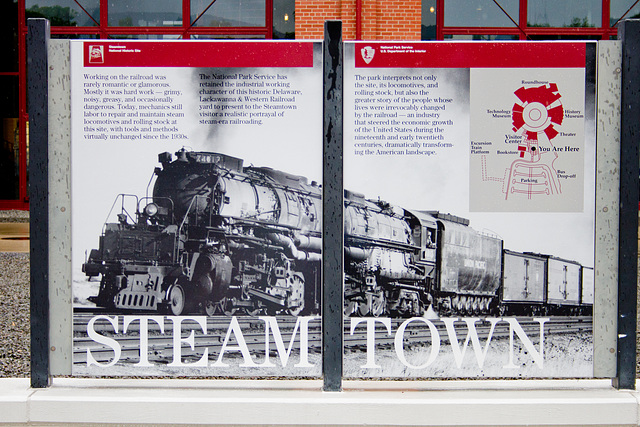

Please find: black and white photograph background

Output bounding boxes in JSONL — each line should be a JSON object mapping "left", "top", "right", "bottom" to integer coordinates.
{"left": 70, "top": 40, "right": 323, "bottom": 377}
{"left": 342, "top": 42, "right": 595, "bottom": 378}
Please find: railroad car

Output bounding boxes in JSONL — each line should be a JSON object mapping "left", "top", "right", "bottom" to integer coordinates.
{"left": 429, "top": 212, "right": 502, "bottom": 316}
{"left": 580, "top": 266, "right": 594, "bottom": 315}
{"left": 540, "top": 255, "right": 582, "bottom": 314}
{"left": 500, "top": 250, "right": 547, "bottom": 315}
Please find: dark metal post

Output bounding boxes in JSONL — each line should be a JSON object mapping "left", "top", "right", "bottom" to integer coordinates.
{"left": 27, "top": 18, "right": 50, "bottom": 388}
{"left": 615, "top": 19, "right": 639, "bottom": 390}
{"left": 322, "top": 20, "right": 343, "bottom": 392}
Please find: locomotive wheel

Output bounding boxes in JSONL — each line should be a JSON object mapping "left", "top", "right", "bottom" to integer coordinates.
{"left": 440, "top": 296, "right": 452, "bottom": 315}
{"left": 370, "top": 290, "right": 386, "bottom": 317}
{"left": 451, "top": 296, "right": 460, "bottom": 314}
{"left": 287, "top": 274, "right": 305, "bottom": 316}
{"left": 359, "top": 289, "right": 386, "bottom": 317}
{"left": 204, "top": 300, "right": 217, "bottom": 317}
{"left": 463, "top": 296, "right": 471, "bottom": 314}
{"left": 344, "top": 300, "right": 359, "bottom": 317}
{"left": 498, "top": 304, "right": 507, "bottom": 316}
{"left": 168, "top": 284, "right": 186, "bottom": 316}
{"left": 481, "top": 298, "right": 490, "bottom": 314}
{"left": 471, "top": 297, "right": 480, "bottom": 315}
{"left": 244, "top": 306, "right": 263, "bottom": 316}
{"left": 220, "top": 297, "right": 238, "bottom": 316}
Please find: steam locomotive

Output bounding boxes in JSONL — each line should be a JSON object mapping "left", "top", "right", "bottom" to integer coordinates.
{"left": 84, "top": 149, "right": 322, "bottom": 316}
{"left": 82, "top": 149, "right": 593, "bottom": 317}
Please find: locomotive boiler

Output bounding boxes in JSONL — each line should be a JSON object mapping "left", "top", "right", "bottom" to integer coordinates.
{"left": 343, "top": 191, "right": 435, "bottom": 317}
{"left": 84, "top": 149, "right": 322, "bottom": 316}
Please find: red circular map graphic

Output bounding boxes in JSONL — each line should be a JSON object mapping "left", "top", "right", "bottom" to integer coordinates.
{"left": 512, "top": 83, "right": 564, "bottom": 144}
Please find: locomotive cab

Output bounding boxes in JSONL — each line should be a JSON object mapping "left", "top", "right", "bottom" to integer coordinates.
{"left": 404, "top": 209, "right": 438, "bottom": 265}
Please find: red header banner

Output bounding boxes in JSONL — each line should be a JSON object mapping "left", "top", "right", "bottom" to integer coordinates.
{"left": 84, "top": 41, "right": 315, "bottom": 68}
{"left": 354, "top": 42, "right": 586, "bottom": 68}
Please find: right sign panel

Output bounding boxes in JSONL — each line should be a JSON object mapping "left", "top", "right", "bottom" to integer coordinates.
{"left": 343, "top": 42, "right": 595, "bottom": 378}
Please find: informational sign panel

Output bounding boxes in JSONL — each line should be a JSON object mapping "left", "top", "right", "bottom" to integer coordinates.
{"left": 70, "top": 41, "right": 323, "bottom": 377}
{"left": 343, "top": 42, "right": 596, "bottom": 378}
{"left": 70, "top": 39, "right": 598, "bottom": 380}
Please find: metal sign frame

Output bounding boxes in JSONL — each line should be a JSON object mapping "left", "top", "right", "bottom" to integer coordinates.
{"left": 27, "top": 18, "right": 638, "bottom": 390}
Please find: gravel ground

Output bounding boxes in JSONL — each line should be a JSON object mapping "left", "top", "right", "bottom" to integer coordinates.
{"left": 0, "top": 253, "right": 30, "bottom": 377}
{"left": 0, "top": 211, "right": 30, "bottom": 377}
{"left": 0, "top": 210, "right": 29, "bottom": 223}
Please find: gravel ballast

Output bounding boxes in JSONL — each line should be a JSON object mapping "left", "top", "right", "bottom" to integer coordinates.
{"left": 0, "top": 253, "right": 30, "bottom": 377}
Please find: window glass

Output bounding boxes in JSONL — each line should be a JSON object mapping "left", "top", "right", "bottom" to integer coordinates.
{"left": 273, "top": 0, "right": 294, "bottom": 39}
{"left": 421, "top": 0, "right": 436, "bottom": 40}
{"left": 610, "top": 0, "right": 640, "bottom": 26}
{"left": 444, "top": 34, "right": 519, "bottom": 40}
{"left": 190, "top": 34, "right": 265, "bottom": 39}
{"left": 190, "top": 0, "right": 265, "bottom": 27}
{"left": 444, "top": 0, "right": 519, "bottom": 27}
{"left": 0, "top": 0, "right": 18, "bottom": 72}
{"left": 527, "top": 34, "right": 601, "bottom": 40}
{"left": 108, "top": 0, "right": 182, "bottom": 27}
{"left": 0, "top": 76, "right": 19, "bottom": 200}
{"left": 527, "top": 0, "right": 601, "bottom": 28}
{"left": 26, "top": 0, "right": 99, "bottom": 26}
{"left": 108, "top": 34, "right": 181, "bottom": 39}
{"left": 51, "top": 34, "right": 99, "bottom": 39}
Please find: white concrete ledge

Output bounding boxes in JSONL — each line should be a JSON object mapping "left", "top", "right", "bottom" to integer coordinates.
{"left": 1, "top": 378, "right": 638, "bottom": 426}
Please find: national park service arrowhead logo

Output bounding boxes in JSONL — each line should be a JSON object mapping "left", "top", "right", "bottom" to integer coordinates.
{"left": 361, "top": 46, "right": 375, "bottom": 64}
{"left": 88, "top": 45, "right": 104, "bottom": 63}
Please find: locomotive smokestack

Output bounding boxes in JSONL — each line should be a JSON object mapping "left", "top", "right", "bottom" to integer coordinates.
{"left": 158, "top": 152, "right": 172, "bottom": 165}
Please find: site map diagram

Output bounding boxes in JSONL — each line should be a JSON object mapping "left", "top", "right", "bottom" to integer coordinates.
{"left": 469, "top": 68, "right": 587, "bottom": 212}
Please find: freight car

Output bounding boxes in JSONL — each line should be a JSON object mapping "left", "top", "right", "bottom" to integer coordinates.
{"left": 538, "top": 254, "right": 582, "bottom": 315}
{"left": 83, "top": 149, "right": 593, "bottom": 318}
{"left": 580, "top": 266, "right": 594, "bottom": 315}
{"left": 500, "top": 250, "right": 547, "bottom": 315}
{"left": 500, "top": 251, "right": 593, "bottom": 316}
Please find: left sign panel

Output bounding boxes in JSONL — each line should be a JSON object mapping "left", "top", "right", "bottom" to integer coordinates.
{"left": 70, "top": 40, "right": 323, "bottom": 377}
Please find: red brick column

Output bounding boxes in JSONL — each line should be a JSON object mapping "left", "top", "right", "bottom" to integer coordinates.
{"left": 295, "top": 0, "right": 421, "bottom": 40}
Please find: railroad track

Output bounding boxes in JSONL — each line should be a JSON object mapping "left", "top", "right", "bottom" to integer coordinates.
{"left": 72, "top": 312, "right": 592, "bottom": 366}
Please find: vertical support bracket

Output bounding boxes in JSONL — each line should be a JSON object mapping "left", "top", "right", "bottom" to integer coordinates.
{"left": 322, "top": 20, "right": 343, "bottom": 392}
{"left": 615, "top": 19, "right": 639, "bottom": 390}
{"left": 27, "top": 18, "right": 51, "bottom": 388}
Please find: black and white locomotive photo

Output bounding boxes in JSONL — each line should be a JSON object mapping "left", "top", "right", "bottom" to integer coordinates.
{"left": 80, "top": 149, "right": 594, "bottom": 319}
{"left": 82, "top": 149, "right": 322, "bottom": 317}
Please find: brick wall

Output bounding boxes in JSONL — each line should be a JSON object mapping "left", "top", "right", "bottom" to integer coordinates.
{"left": 295, "top": 0, "right": 421, "bottom": 41}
